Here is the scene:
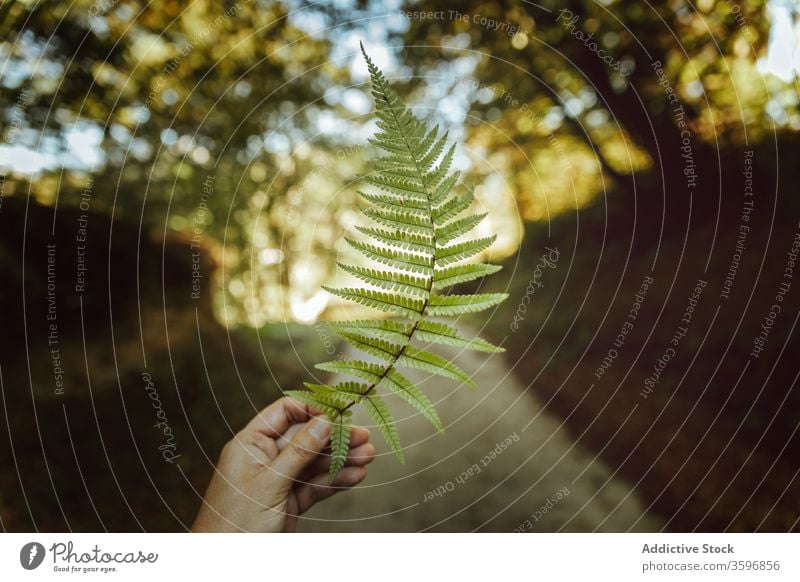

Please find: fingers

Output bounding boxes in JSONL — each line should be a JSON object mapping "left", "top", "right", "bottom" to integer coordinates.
{"left": 242, "top": 397, "right": 321, "bottom": 439}
{"left": 283, "top": 425, "right": 373, "bottom": 481}
{"left": 334, "top": 442, "right": 376, "bottom": 468}
{"left": 283, "top": 493, "right": 300, "bottom": 533}
{"left": 268, "top": 415, "right": 332, "bottom": 492}
{"left": 349, "top": 426, "right": 371, "bottom": 449}
{"left": 294, "top": 466, "right": 368, "bottom": 515}
{"left": 277, "top": 424, "right": 369, "bottom": 453}
{"left": 275, "top": 423, "right": 303, "bottom": 451}
{"left": 243, "top": 430, "right": 280, "bottom": 464}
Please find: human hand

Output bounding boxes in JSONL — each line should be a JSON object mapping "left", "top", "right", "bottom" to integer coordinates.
{"left": 192, "top": 397, "right": 375, "bottom": 532}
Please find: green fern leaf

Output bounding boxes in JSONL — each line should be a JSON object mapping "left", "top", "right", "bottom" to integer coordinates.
{"left": 292, "top": 46, "right": 510, "bottom": 481}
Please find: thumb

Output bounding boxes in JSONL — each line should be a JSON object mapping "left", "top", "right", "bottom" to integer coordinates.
{"left": 269, "top": 415, "right": 331, "bottom": 492}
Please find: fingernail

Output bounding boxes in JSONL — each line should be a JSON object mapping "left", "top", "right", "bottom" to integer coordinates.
{"left": 309, "top": 416, "right": 331, "bottom": 441}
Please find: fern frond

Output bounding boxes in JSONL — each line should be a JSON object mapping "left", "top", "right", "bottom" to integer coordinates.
{"left": 290, "top": 46, "right": 509, "bottom": 481}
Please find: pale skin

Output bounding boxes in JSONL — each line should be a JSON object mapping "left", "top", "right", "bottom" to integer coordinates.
{"left": 192, "top": 397, "right": 375, "bottom": 532}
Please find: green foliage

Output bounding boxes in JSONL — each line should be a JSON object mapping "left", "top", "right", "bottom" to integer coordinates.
{"left": 295, "top": 46, "right": 507, "bottom": 482}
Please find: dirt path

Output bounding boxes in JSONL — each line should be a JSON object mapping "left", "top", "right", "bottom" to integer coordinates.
{"left": 301, "top": 329, "right": 662, "bottom": 532}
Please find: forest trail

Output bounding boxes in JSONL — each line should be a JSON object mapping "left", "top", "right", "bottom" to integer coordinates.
{"left": 301, "top": 327, "right": 663, "bottom": 532}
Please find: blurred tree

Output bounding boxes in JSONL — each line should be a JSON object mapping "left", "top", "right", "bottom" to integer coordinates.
{"left": 2, "top": 0, "right": 798, "bottom": 324}
{"left": 395, "top": 0, "right": 795, "bottom": 224}
{"left": 0, "top": 0, "right": 368, "bottom": 325}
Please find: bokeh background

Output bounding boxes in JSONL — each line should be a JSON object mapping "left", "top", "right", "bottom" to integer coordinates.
{"left": 1, "top": 0, "right": 799, "bottom": 531}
